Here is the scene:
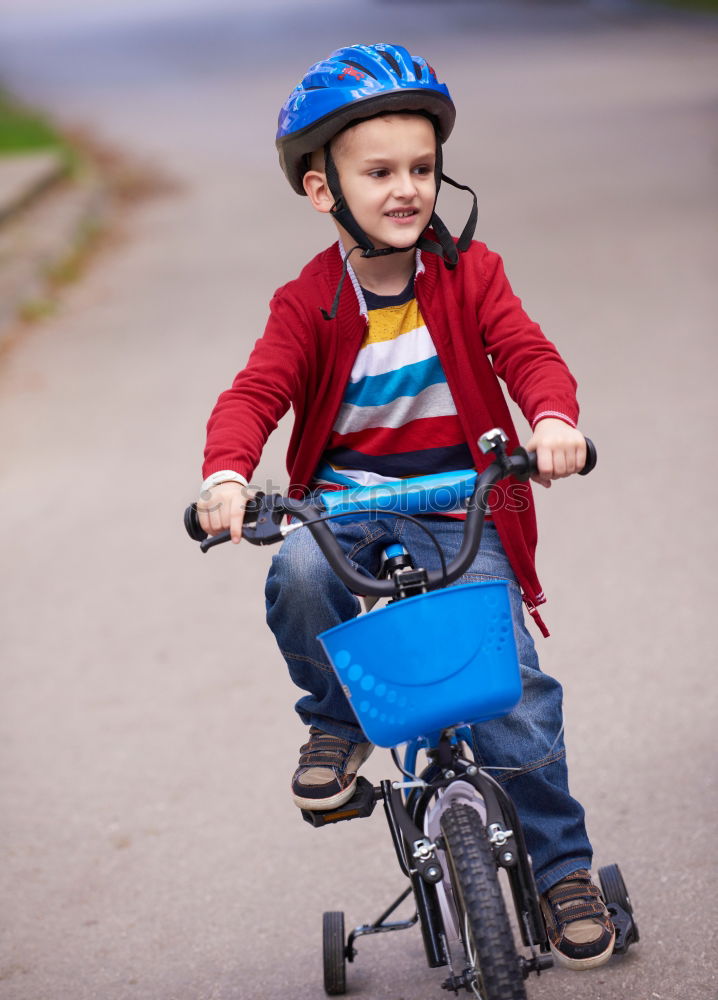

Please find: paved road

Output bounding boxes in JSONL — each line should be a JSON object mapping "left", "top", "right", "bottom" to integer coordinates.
{"left": 1, "top": 2, "right": 717, "bottom": 998}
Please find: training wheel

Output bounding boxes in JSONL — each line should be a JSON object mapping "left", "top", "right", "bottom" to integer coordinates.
{"left": 322, "top": 911, "right": 347, "bottom": 995}
{"left": 598, "top": 863, "right": 640, "bottom": 950}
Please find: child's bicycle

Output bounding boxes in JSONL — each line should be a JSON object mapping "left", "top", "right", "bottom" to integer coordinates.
{"left": 185, "top": 428, "right": 638, "bottom": 999}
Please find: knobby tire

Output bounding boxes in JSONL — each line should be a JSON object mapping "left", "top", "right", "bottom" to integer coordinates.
{"left": 440, "top": 802, "right": 526, "bottom": 1000}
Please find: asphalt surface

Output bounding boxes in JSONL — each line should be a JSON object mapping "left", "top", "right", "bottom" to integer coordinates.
{"left": 1, "top": 2, "right": 717, "bottom": 998}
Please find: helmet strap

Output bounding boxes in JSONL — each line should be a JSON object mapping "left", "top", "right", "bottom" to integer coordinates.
{"left": 320, "top": 244, "right": 361, "bottom": 322}
{"left": 416, "top": 172, "right": 478, "bottom": 270}
{"left": 321, "top": 142, "right": 412, "bottom": 321}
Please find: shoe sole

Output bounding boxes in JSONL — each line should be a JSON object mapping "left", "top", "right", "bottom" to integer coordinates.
{"left": 548, "top": 928, "right": 616, "bottom": 971}
{"left": 292, "top": 777, "right": 358, "bottom": 812}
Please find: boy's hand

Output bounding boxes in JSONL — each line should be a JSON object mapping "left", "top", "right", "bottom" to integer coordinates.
{"left": 196, "top": 481, "right": 249, "bottom": 543}
{"left": 526, "top": 418, "right": 587, "bottom": 489}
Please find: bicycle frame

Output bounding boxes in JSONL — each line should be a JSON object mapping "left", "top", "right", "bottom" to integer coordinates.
{"left": 304, "top": 731, "right": 552, "bottom": 984}
{"left": 183, "top": 429, "right": 622, "bottom": 995}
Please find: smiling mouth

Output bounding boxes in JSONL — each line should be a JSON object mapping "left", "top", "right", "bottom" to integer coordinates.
{"left": 385, "top": 209, "right": 419, "bottom": 219}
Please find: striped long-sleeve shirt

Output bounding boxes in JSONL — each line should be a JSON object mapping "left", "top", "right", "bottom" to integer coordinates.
{"left": 314, "top": 275, "right": 474, "bottom": 490}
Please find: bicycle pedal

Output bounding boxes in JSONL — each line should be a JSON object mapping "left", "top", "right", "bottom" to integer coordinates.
{"left": 608, "top": 903, "right": 640, "bottom": 953}
{"left": 301, "top": 777, "right": 379, "bottom": 828}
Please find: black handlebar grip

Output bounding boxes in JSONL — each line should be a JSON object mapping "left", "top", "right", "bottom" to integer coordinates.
{"left": 184, "top": 494, "right": 265, "bottom": 546}
{"left": 579, "top": 437, "right": 597, "bottom": 476}
{"left": 512, "top": 437, "right": 596, "bottom": 481}
{"left": 509, "top": 447, "right": 537, "bottom": 482}
{"left": 184, "top": 503, "right": 208, "bottom": 541}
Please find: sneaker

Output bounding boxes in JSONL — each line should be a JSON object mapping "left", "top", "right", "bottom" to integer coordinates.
{"left": 540, "top": 869, "right": 616, "bottom": 970}
{"left": 292, "top": 726, "right": 373, "bottom": 810}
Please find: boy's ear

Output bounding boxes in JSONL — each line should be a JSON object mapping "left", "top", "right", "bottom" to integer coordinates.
{"left": 303, "top": 169, "right": 334, "bottom": 214}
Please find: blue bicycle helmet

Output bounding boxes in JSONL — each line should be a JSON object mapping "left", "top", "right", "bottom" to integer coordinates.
{"left": 276, "top": 44, "right": 477, "bottom": 318}
{"left": 277, "top": 43, "right": 455, "bottom": 196}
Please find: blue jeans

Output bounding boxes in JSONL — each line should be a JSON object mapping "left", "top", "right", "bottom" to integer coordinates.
{"left": 265, "top": 514, "right": 593, "bottom": 892}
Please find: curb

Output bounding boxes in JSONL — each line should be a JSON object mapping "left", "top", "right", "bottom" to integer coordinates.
{"left": 0, "top": 151, "right": 67, "bottom": 224}
{"left": 0, "top": 153, "right": 110, "bottom": 351}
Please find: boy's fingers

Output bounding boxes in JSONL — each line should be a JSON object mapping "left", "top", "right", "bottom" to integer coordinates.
{"left": 208, "top": 500, "right": 226, "bottom": 535}
{"left": 196, "top": 509, "right": 209, "bottom": 534}
{"left": 195, "top": 500, "right": 208, "bottom": 533}
{"left": 529, "top": 445, "right": 553, "bottom": 488}
{"left": 196, "top": 497, "right": 214, "bottom": 535}
{"left": 552, "top": 448, "right": 567, "bottom": 478}
{"left": 229, "top": 494, "right": 246, "bottom": 544}
{"left": 536, "top": 444, "right": 554, "bottom": 481}
{"left": 565, "top": 442, "right": 586, "bottom": 476}
{"left": 196, "top": 488, "right": 227, "bottom": 535}
{"left": 526, "top": 425, "right": 588, "bottom": 481}
{"left": 566, "top": 447, "right": 578, "bottom": 476}
{"left": 195, "top": 483, "right": 247, "bottom": 537}
{"left": 567, "top": 444, "right": 582, "bottom": 476}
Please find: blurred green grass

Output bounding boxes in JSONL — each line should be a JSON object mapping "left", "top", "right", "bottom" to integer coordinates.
{"left": 0, "top": 89, "right": 75, "bottom": 165}
{"left": 647, "top": 0, "right": 718, "bottom": 10}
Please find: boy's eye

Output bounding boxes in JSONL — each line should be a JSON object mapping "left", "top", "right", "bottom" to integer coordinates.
{"left": 368, "top": 165, "right": 433, "bottom": 179}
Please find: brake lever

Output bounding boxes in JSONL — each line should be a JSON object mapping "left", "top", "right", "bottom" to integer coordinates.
{"left": 183, "top": 492, "right": 279, "bottom": 552}
{"left": 241, "top": 493, "right": 288, "bottom": 546}
{"left": 200, "top": 530, "right": 231, "bottom": 552}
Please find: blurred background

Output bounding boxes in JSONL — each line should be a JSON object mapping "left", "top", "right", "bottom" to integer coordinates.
{"left": 1, "top": 1, "right": 716, "bottom": 998}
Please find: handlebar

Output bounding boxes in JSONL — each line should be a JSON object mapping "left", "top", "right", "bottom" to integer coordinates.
{"left": 185, "top": 434, "right": 596, "bottom": 599}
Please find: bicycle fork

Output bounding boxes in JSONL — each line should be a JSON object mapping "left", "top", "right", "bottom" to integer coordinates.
{"left": 304, "top": 766, "right": 552, "bottom": 984}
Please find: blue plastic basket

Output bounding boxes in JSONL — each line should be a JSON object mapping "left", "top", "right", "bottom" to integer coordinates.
{"left": 319, "top": 581, "right": 522, "bottom": 748}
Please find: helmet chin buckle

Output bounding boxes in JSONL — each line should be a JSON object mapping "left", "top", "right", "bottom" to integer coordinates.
{"left": 360, "top": 245, "right": 414, "bottom": 259}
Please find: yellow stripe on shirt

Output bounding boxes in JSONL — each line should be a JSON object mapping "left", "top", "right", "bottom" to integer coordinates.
{"left": 361, "top": 299, "right": 424, "bottom": 346}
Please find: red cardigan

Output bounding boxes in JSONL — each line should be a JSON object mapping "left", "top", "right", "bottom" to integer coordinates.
{"left": 203, "top": 240, "right": 579, "bottom": 635}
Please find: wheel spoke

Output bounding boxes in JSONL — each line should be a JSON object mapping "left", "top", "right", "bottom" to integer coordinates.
{"left": 463, "top": 910, "right": 483, "bottom": 998}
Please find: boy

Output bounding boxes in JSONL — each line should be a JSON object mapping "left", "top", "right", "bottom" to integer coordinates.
{"left": 197, "top": 44, "right": 614, "bottom": 970}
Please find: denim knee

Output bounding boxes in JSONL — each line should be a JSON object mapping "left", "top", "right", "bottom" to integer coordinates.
{"left": 267, "top": 528, "right": 334, "bottom": 603}
{"left": 264, "top": 524, "right": 367, "bottom": 739}
{"left": 265, "top": 527, "right": 361, "bottom": 650}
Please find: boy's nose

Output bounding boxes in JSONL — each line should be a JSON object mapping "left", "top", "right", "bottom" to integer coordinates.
{"left": 392, "top": 171, "right": 418, "bottom": 199}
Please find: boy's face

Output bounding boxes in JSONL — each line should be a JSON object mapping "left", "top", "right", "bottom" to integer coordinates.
{"left": 331, "top": 114, "right": 437, "bottom": 250}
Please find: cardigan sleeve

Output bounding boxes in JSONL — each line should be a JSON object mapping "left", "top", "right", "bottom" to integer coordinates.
{"left": 202, "top": 289, "right": 311, "bottom": 481}
{"left": 476, "top": 249, "right": 579, "bottom": 428}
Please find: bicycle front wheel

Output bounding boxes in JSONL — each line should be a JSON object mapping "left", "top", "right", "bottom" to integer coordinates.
{"left": 440, "top": 802, "right": 526, "bottom": 1000}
